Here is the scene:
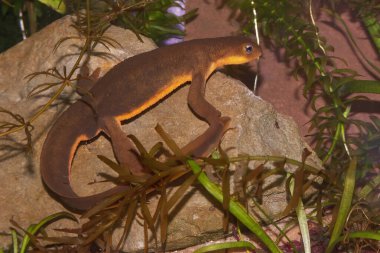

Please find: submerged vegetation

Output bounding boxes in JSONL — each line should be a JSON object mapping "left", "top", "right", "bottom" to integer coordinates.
{"left": 0, "top": 0, "right": 380, "bottom": 252}
{"left": 224, "top": 0, "right": 380, "bottom": 251}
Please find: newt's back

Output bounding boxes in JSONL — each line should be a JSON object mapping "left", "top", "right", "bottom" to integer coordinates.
{"left": 89, "top": 36, "right": 261, "bottom": 121}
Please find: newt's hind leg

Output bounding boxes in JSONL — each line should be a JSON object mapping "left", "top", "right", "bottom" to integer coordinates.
{"left": 100, "top": 117, "right": 147, "bottom": 176}
{"left": 182, "top": 72, "right": 231, "bottom": 157}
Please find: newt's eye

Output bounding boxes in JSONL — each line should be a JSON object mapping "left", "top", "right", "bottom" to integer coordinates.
{"left": 245, "top": 44, "right": 253, "bottom": 54}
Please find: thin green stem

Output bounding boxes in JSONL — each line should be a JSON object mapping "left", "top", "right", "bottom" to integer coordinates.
{"left": 322, "top": 105, "right": 351, "bottom": 163}
{"left": 187, "top": 159, "right": 282, "bottom": 253}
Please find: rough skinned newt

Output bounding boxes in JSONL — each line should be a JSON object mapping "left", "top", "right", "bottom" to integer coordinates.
{"left": 40, "top": 36, "right": 262, "bottom": 211}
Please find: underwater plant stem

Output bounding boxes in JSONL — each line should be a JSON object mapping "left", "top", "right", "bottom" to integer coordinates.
{"left": 322, "top": 105, "right": 351, "bottom": 164}
{"left": 26, "top": 1, "right": 37, "bottom": 34}
{"left": 187, "top": 159, "right": 282, "bottom": 253}
{"left": 28, "top": 36, "right": 91, "bottom": 124}
{"left": 0, "top": 35, "right": 91, "bottom": 138}
{"left": 267, "top": 4, "right": 357, "bottom": 162}
{"left": 308, "top": 0, "right": 325, "bottom": 54}
{"left": 251, "top": 0, "right": 260, "bottom": 94}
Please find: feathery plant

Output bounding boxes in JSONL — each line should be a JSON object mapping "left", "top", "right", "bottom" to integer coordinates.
{"left": 225, "top": 0, "right": 380, "bottom": 166}
{"left": 223, "top": 0, "right": 380, "bottom": 251}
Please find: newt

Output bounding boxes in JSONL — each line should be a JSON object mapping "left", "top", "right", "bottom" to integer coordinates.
{"left": 40, "top": 36, "right": 262, "bottom": 211}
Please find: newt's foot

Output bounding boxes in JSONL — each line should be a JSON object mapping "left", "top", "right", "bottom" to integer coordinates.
{"left": 119, "top": 151, "right": 150, "bottom": 176}
{"left": 77, "top": 67, "right": 101, "bottom": 96}
{"left": 182, "top": 116, "right": 231, "bottom": 157}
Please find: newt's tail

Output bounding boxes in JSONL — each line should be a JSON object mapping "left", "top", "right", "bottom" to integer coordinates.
{"left": 40, "top": 101, "right": 129, "bottom": 211}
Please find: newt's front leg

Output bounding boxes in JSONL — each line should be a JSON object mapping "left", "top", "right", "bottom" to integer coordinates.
{"left": 77, "top": 66, "right": 101, "bottom": 95}
{"left": 182, "top": 72, "right": 231, "bottom": 157}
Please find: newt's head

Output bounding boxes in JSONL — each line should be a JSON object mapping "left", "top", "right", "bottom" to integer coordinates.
{"left": 210, "top": 36, "right": 262, "bottom": 68}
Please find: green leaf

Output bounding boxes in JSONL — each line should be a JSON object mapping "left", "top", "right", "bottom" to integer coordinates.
{"left": 187, "top": 160, "right": 282, "bottom": 253}
{"left": 20, "top": 212, "right": 77, "bottom": 253}
{"left": 11, "top": 230, "right": 18, "bottom": 253}
{"left": 338, "top": 230, "right": 380, "bottom": 241}
{"left": 148, "top": 24, "right": 184, "bottom": 35}
{"left": 357, "top": 174, "right": 380, "bottom": 199}
{"left": 194, "top": 241, "right": 256, "bottom": 253}
{"left": 38, "top": 0, "right": 66, "bottom": 14}
{"left": 338, "top": 80, "right": 380, "bottom": 96}
{"left": 362, "top": 15, "right": 380, "bottom": 53}
{"left": 326, "top": 230, "right": 380, "bottom": 250}
{"left": 326, "top": 157, "right": 357, "bottom": 253}
{"left": 289, "top": 174, "right": 311, "bottom": 253}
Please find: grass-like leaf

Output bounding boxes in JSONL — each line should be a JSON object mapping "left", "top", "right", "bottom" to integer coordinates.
{"left": 11, "top": 230, "right": 18, "bottom": 253}
{"left": 166, "top": 172, "right": 199, "bottom": 211}
{"left": 140, "top": 192, "right": 158, "bottom": 246}
{"left": 222, "top": 165, "right": 230, "bottom": 232}
{"left": 281, "top": 166, "right": 304, "bottom": 217}
{"left": 155, "top": 124, "right": 183, "bottom": 157}
{"left": 362, "top": 14, "right": 380, "bottom": 53}
{"left": 338, "top": 80, "right": 380, "bottom": 96}
{"left": 337, "top": 230, "right": 380, "bottom": 242}
{"left": 97, "top": 155, "right": 130, "bottom": 177}
{"left": 187, "top": 159, "right": 282, "bottom": 253}
{"left": 326, "top": 157, "right": 357, "bottom": 252}
{"left": 38, "top": 0, "right": 66, "bottom": 14}
{"left": 159, "top": 183, "right": 169, "bottom": 247}
{"left": 116, "top": 199, "right": 138, "bottom": 250}
{"left": 15, "top": 212, "right": 77, "bottom": 253}
{"left": 194, "top": 241, "right": 256, "bottom": 253}
{"left": 289, "top": 175, "right": 311, "bottom": 253}
{"left": 358, "top": 174, "right": 380, "bottom": 199}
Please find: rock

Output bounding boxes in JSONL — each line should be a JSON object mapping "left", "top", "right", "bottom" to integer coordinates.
{"left": 0, "top": 16, "right": 323, "bottom": 251}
